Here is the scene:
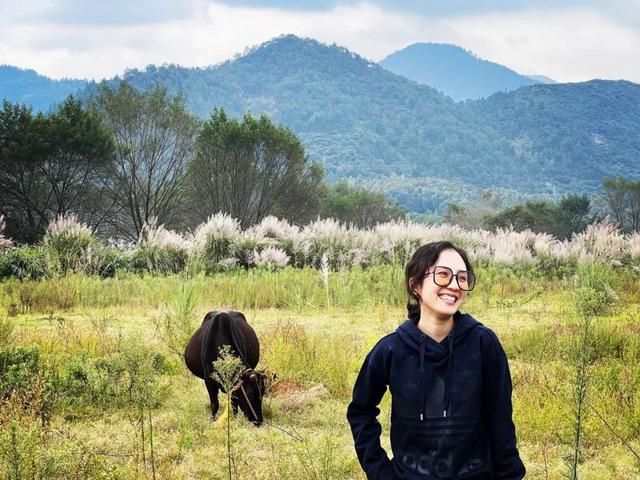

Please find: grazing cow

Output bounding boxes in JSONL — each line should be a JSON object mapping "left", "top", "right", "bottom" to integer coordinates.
{"left": 184, "top": 309, "right": 266, "bottom": 425}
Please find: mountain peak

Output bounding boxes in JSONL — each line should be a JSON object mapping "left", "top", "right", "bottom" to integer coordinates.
{"left": 215, "top": 34, "right": 381, "bottom": 82}
{"left": 235, "top": 34, "right": 370, "bottom": 64}
{"left": 380, "top": 42, "right": 538, "bottom": 100}
{"left": 399, "top": 43, "right": 478, "bottom": 57}
{"left": 242, "top": 34, "right": 318, "bottom": 55}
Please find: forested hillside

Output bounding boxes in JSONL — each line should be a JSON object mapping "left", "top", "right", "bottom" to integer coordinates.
{"left": 379, "top": 43, "right": 539, "bottom": 100}
{"left": 95, "top": 35, "right": 512, "bottom": 194}
{"left": 466, "top": 80, "right": 640, "bottom": 194}
{"left": 2, "top": 35, "right": 639, "bottom": 213}
{"left": 0, "top": 65, "right": 87, "bottom": 113}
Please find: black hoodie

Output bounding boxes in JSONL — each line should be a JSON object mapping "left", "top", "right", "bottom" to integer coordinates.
{"left": 347, "top": 312, "right": 525, "bottom": 480}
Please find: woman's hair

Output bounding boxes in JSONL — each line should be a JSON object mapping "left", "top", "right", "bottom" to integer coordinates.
{"left": 405, "top": 241, "right": 474, "bottom": 322}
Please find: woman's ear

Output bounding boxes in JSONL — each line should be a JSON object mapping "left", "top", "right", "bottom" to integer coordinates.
{"left": 409, "top": 277, "right": 420, "bottom": 297}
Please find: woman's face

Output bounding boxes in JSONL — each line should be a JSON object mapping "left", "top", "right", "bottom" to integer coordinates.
{"left": 414, "top": 249, "right": 469, "bottom": 320}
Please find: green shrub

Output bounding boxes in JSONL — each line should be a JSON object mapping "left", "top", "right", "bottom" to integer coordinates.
{"left": 93, "top": 248, "right": 129, "bottom": 278}
{"left": 60, "top": 355, "right": 127, "bottom": 410}
{"left": 2, "top": 277, "right": 79, "bottom": 312}
{"left": 0, "top": 317, "right": 14, "bottom": 349}
{"left": 203, "top": 235, "right": 237, "bottom": 263}
{"left": 235, "top": 237, "right": 263, "bottom": 269}
{"left": 0, "top": 391, "right": 102, "bottom": 479}
{"left": 192, "top": 213, "right": 241, "bottom": 270}
{"left": 536, "top": 254, "right": 578, "bottom": 279}
{"left": 154, "top": 285, "right": 199, "bottom": 357}
{"left": 0, "top": 247, "right": 54, "bottom": 280}
{"left": 59, "top": 344, "right": 171, "bottom": 413}
{"left": 129, "top": 245, "right": 188, "bottom": 275}
{"left": 0, "top": 347, "right": 41, "bottom": 400}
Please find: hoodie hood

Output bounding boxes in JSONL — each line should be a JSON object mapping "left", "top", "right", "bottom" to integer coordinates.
{"left": 396, "top": 311, "right": 482, "bottom": 357}
{"left": 396, "top": 311, "right": 482, "bottom": 420}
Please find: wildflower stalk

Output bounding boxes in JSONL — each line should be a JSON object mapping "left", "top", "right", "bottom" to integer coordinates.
{"left": 566, "top": 312, "right": 591, "bottom": 480}
{"left": 564, "top": 263, "right": 615, "bottom": 479}
{"left": 211, "top": 345, "right": 245, "bottom": 480}
{"left": 139, "top": 402, "right": 146, "bottom": 471}
{"left": 148, "top": 408, "right": 156, "bottom": 480}
{"left": 320, "top": 253, "right": 330, "bottom": 307}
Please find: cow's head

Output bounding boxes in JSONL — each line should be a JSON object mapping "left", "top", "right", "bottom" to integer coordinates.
{"left": 233, "top": 369, "right": 267, "bottom": 426}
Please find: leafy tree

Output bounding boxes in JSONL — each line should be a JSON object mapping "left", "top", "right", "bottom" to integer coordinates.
{"left": 554, "top": 194, "right": 593, "bottom": 239}
{"left": 469, "top": 194, "right": 594, "bottom": 239}
{"left": 40, "top": 98, "right": 116, "bottom": 228}
{"left": 0, "top": 98, "right": 114, "bottom": 243}
{"left": 186, "top": 108, "right": 324, "bottom": 228}
{"left": 0, "top": 101, "right": 45, "bottom": 243}
{"left": 320, "top": 181, "right": 406, "bottom": 228}
{"left": 91, "top": 83, "right": 199, "bottom": 240}
{"left": 487, "top": 199, "right": 558, "bottom": 234}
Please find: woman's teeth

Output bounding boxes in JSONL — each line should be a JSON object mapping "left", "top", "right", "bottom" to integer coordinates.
{"left": 439, "top": 294, "right": 457, "bottom": 304}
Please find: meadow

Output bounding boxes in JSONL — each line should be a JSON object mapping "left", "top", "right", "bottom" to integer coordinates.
{"left": 0, "top": 214, "right": 639, "bottom": 479}
{"left": 0, "top": 263, "right": 639, "bottom": 480}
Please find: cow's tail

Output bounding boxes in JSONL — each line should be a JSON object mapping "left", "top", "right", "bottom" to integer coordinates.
{"left": 228, "top": 315, "right": 249, "bottom": 367}
{"left": 200, "top": 311, "right": 249, "bottom": 382}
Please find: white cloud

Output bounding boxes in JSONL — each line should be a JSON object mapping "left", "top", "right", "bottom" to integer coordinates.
{"left": 442, "top": 8, "right": 640, "bottom": 82}
{"left": 1, "top": 0, "right": 197, "bottom": 25}
{"left": 0, "top": 1, "right": 638, "bottom": 83}
{"left": 0, "top": 2, "right": 425, "bottom": 79}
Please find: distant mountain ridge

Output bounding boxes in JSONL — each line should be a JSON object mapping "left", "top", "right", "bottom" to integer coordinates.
{"left": 92, "top": 35, "right": 509, "bottom": 201}
{"left": 380, "top": 43, "right": 540, "bottom": 100}
{"left": 526, "top": 75, "right": 556, "bottom": 84}
{"left": 467, "top": 79, "right": 640, "bottom": 193}
{"left": 0, "top": 65, "right": 87, "bottom": 112}
{"left": 1, "top": 35, "right": 638, "bottom": 214}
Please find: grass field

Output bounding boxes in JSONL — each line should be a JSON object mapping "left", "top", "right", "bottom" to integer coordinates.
{"left": 1, "top": 264, "right": 639, "bottom": 479}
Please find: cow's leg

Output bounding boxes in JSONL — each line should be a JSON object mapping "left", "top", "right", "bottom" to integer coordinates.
{"left": 204, "top": 378, "right": 220, "bottom": 419}
{"left": 231, "top": 395, "right": 239, "bottom": 416}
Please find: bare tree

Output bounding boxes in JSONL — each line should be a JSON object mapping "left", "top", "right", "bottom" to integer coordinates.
{"left": 602, "top": 176, "right": 640, "bottom": 232}
{"left": 629, "top": 181, "right": 640, "bottom": 232}
{"left": 602, "top": 176, "right": 629, "bottom": 230}
{"left": 91, "top": 83, "right": 199, "bottom": 240}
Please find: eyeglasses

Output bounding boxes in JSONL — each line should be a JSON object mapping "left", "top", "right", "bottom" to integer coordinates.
{"left": 424, "top": 266, "right": 476, "bottom": 291}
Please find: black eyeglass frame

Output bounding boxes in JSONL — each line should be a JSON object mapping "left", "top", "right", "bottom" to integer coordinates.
{"left": 423, "top": 266, "right": 476, "bottom": 291}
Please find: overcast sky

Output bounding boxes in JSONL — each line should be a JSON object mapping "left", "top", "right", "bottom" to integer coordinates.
{"left": 0, "top": 0, "right": 638, "bottom": 83}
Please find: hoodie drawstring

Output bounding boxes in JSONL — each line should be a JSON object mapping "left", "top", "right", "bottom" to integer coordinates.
{"left": 443, "top": 333, "right": 454, "bottom": 417}
{"left": 419, "top": 335, "right": 425, "bottom": 421}
{"left": 398, "top": 316, "right": 480, "bottom": 423}
{"left": 419, "top": 333, "right": 455, "bottom": 420}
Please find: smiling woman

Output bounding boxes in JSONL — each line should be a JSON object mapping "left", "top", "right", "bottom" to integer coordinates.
{"left": 347, "top": 241, "right": 526, "bottom": 480}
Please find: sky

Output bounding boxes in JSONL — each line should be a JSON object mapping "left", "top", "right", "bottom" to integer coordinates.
{"left": 0, "top": 0, "right": 639, "bottom": 83}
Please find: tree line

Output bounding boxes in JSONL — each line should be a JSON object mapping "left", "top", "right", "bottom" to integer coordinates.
{"left": 1, "top": 83, "right": 405, "bottom": 244}
{"left": 445, "top": 179, "right": 640, "bottom": 239}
